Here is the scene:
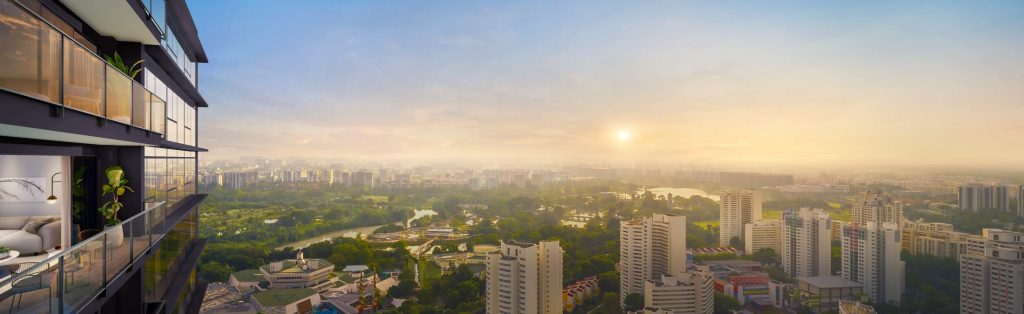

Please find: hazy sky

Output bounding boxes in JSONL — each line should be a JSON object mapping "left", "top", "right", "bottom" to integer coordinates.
{"left": 191, "top": 0, "right": 1024, "bottom": 169}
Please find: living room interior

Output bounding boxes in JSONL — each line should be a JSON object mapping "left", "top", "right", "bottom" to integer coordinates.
{"left": 0, "top": 155, "right": 71, "bottom": 268}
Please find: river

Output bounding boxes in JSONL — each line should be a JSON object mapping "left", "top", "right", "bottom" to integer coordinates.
{"left": 275, "top": 209, "right": 437, "bottom": 250}
{"left": 640, "top": 187, "right": 719, "bottom": 201}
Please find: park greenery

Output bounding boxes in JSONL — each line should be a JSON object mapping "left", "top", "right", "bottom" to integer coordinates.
{"left": 196, "top": 179, "right": 980, "bottom": 313}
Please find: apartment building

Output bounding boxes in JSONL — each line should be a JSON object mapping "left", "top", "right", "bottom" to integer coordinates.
{"left": 485, "top": 240, "right": 564, "bottom": 314}
{"left": 643, "top": 271, "right": 714, "bottom": 314}
{"left": 743, "top": 219, "right": 780, "bottom": 255}
{"left": 719, "top": 189, "right": 762, "bottom": 246}
{"left": 900, "top": 220, "right": 972, "bottom": 260}
{"left": 958, "top": 184, "right": 1012, "bottom": 212}
{"left": 960, "top": 229, "right": 1024, "bottom": 314}
{"left": 0, "top": 0, "right": 209, "bottom": 312}
{"left": 620, "top": 214, "right": 687, "bottom": 299}
{"left": 840, "top": 222, "right": 905, "bottom": 305}
{"left": 851, "top": 190, "right": 902, "bottom": 226}
{"left": 780, "top": 208, "right": 832, "bottom": 277}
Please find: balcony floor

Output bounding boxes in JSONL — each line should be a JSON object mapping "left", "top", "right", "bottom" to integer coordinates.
{"left": 0, "top": 233, "right": 161, "bottom": 314}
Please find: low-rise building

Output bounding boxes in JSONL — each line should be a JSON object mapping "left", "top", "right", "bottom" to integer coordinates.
{"left": 643, "top": 271, "right": 714, "bottom": 314}
{"left": 900, "top": 219, "right": 972, "bottom": 260}
{"left": 794, "top": 276, "right": 864, "bottom": 313}
{"left": 563, "top": 276, "right": 600, "bottom": 312}
{"left": 261, "top": 251, "right": 335, "bottom": 291}
{"left": 229, "top": 269, "right": 266, "bottom": 291}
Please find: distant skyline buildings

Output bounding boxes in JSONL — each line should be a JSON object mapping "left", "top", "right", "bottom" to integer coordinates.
{"left": 958, "top": 184, "right": 1013, "bottom": 213}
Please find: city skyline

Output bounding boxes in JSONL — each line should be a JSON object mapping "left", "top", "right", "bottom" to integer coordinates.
{"left": 191, "top": 0, "right": 1024, "bottom": 169}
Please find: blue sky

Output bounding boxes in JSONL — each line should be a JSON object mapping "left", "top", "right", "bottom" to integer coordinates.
{"left": 190, "top": 1, "right": 1024, "bottom": 169}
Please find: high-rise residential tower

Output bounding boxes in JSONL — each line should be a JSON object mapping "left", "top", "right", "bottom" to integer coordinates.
{"left": 780, "top": 208, "right": 832, "bottom": 277}
{"left": 840, "top": 222, "right": 905, "bottom": 305}
{"left": 485, "top": 240, "right": 564, "bottom": 314}
{"left": 719, "top": 189, "right": 762, "bottom": 246}
{"left": 620, "top": 214, "right": 688, "bottom": 299}
{"left": 960, "top": 229, "right": 1024, "bottom": 314}
{"left": 0, "top": 0, "right": 209, "bottom": 312}
{"left": 851, "top": 190, "right": 902, "bottom": 226}
{"left": 958, "top": 184, "right": 1011, "bottom": 212}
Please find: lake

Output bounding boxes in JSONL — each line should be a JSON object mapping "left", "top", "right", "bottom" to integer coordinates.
{"left": 276, "top": 208, "right": 438, "bottom": 250}
{"left": 640, "top": 187, "right": 719, "bottom": 201}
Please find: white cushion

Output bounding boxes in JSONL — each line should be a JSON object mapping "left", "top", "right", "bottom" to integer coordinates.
{"left": 0, "top": 231, "right": 43, "bottom": 254}
{"left": 0, "top": 217, "right": 29, "bottom": 230}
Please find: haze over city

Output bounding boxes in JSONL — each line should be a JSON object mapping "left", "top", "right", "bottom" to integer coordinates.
{"left": 192, "top": 0, "right": 1024, "bottom": 169}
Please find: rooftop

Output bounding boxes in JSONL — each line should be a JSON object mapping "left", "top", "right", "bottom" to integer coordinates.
{"left": 252, "top": 288, "right": 317, "bottom": 307}
{"left": 262, "top": 258, "right": 334, "bottom": 274}
{"left": 231, "top": 269, "right": 264, "bottom": 282}
{"left": 797, "top": 276, "right": 863, "bottom": 289}
{"left": 341, "top": 265, "right": 369, "bottom": 273}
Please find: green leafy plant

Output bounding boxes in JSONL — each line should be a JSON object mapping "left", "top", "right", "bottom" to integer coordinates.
{"left": 99, "top": 166, "right": 134, "bottom": 226}
{"left": 104, "top": 52, "right": 144, "bottom": 79}
{"left": 0, "top": 246, "right": 9, "bottom": 254}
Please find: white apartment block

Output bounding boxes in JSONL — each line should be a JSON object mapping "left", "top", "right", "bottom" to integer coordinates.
{"left": 780, "top": 208, "right": 832, "bottom": 277}
{"left": 621, "top": 214, "right": 688, "bottom": 300}
{"left": 900, "top": 220, "right": 972, "bottom": 260}
{"left": 719, "top": 189, "right": 763, "bottom": 246}
{"left": 486, "top": 240, "right": 564, "bottom": 314}
{"left": 840, "top": 222, "right": 904, "bottom": 305}
{"left": 851, "top": 190, "right": 902, "bottom": 226}
{"left": 960, "top": 229, "right": 1024, "bottom": 314}
{"left": 643, "top": 271, "right": 714, "bottom": 314}
{"left": 744, "top": 219, "right": 780, "bottom": 255}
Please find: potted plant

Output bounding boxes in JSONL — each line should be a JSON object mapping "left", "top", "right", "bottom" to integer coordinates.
{"left": 99, "top": 166, "right": 133, "bottom": 247}
{"left": 0, "top": 246, "right": 9, "bottom": 259}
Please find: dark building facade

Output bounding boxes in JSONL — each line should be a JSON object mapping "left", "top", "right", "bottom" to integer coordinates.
{"left": 0, "top": 0, "right": 208, "bottom": 313}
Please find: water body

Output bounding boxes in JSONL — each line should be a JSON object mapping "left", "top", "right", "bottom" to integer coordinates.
{"left": 641, "top": 187, "right": 719, "bottom": 201}
{"left": 276, "top": 209, "right": 438, "bottom": 250}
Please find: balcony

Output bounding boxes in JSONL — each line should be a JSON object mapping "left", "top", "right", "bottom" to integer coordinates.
{"left": 0, "top": 0, "right": 166, "bottom": 136}
{"left": 0, "top": 202, "right": 169, "bottom": 313}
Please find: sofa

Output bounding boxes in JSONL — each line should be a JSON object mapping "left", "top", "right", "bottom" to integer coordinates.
{"left": 0, "top": 216, "right": 61, "bottom": 255}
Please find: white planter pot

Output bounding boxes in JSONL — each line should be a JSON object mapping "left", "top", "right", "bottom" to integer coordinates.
{"left": 104, "top": 225, "right": 124, "bottom": 247}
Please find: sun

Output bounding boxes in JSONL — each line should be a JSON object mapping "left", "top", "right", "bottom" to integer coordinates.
{"left": 617, "top": 129, "right": 631, "bottom": 142}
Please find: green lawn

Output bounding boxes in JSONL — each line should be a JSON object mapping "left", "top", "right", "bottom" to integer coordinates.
{"left": 691, "top": 220, "right": 719, "bottom": 228}
{"left": 418, "top": 259, "right": 443, "bottom": 284}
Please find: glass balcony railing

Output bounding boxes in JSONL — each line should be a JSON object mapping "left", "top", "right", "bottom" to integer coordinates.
{"left": 0, "top": 202, "right": 167, "bottom": 313}
{"left": 0, "top": 0, "right": 166, "bottom": 135}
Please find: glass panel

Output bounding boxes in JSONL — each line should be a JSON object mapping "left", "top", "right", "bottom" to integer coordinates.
{"left": 150, "top": 95, "right": 166, "bottom": 134}
{"left": 62, "top": 238, "right": 105, "bottom": 310}
{"left": 104, "top": 226, "right": 130, "bottom": 283}
{"left": 105, "top": 66, "right": 132, "bottom": 124}
{"left": 130, "top": 213, "right": 150, "bottom": 260}
{"left": 63, "top": 41, "right": 104, "bottom": 115}
{"left": 150, "top": 0, "right": 166, "bottom": 35}
{"left": 0, "top": 0, "right": 61, "bottom": 102}
{"left": 132, "top": 84, "right": 150, "bottom": 129}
